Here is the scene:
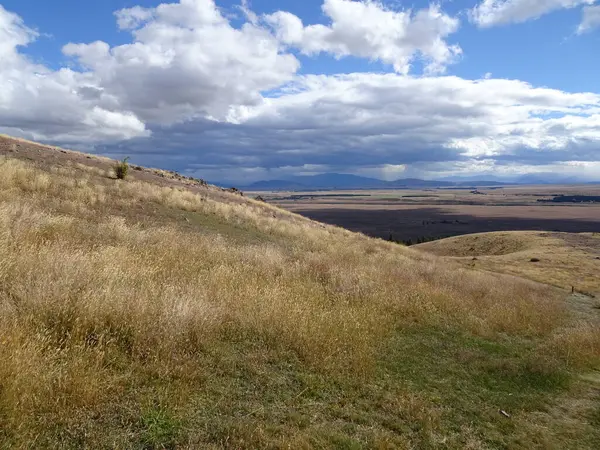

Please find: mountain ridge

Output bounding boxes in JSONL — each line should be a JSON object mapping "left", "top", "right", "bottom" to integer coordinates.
{"left": 237, "top": 173, "right": 510, "bottom": 191}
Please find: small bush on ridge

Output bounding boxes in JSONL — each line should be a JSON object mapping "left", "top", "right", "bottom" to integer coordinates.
{"left": 115, "top": 157, "right": 130, "bottom": 180}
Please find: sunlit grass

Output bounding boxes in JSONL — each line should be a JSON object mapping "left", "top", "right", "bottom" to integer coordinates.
{"left": 417, "top": 231, "right": 600, "bottom": 295}
{"left": 1, "top": 156, "right": 599, "bottom": 448}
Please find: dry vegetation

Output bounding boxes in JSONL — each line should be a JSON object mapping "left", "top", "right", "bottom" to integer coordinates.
{"left": 416, "top": 231, "right": 600, "bottom": 295}
{"left": 1, "top": 148, "right": 600, "bottom": 448}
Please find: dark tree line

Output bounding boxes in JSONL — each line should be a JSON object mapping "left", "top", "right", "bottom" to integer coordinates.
{"left": 387, "top": 233, "right": 442, "bottom": 246}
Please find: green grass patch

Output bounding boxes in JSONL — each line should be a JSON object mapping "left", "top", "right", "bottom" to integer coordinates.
{"left": 138, "top": 404, "right": 181, "bottom": 450}
{"left": 379, "top": 326, "right": 571, "bottom": 447}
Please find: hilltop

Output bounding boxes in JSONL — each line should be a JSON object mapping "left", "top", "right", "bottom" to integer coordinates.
{"left": 1, "top": 135, "right": 599, "bottom": 449}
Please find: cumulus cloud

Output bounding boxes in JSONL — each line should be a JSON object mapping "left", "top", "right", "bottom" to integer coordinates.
{"left": 578, "top": 5, "right": 600, "bottom": 32}
{"left": 0, "top": 3, "right": 37, "bottom": 59}
{"left": 102, "top": 73, "right": 600, "bottom": 183}
{"left": 265, "top": 0, "right": 461, "bottom": 74}
{"left": 470, "top": 0, "right": 595, "bottom": 28}
{"left": 2, "top": 1, "right": 600, "bottom": 182}
{"left": 114, "top": 6, "right": 153, "bottom": 30}
{"left": 64, "top": 0, "right": 299, "bottom": 124}
{"left": 0, "top": 5, "right": 148, "bottom": 143}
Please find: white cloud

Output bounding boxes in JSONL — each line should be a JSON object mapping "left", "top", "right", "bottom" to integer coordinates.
{"left": 0, "top": 4, "right": 37, "bottom": 60}
{"left": 578, "top": 5, "right": 600, "bottom": 32}
{"left": 470, "top": 0, "right": 595, "bottom": 28}
{"left": 265, "top": 0, "right": 461, "bottom": 74}
{"left": 115, "top": 6, "right": 153, "bottom": 30}
{"left": 238, "top": 0, "right": 259, "bottom": 25}
{"left": 231, "top": 74, "right": 600, "bottom": 157}
{"left": 142, "top": 73, "right": 600, "bottom": 182}
{"left": 2, "top": 1, "right": 600, "bottom": 181}
{"left": 0, "top": 5, "right": 148, "bottom": 144}
{"left": 64, "top": 0, "right": 299, "bottom": 124}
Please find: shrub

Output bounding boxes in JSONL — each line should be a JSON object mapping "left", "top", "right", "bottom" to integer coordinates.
{"left": 115, "top": 157, "right": 130, "bottom": 180}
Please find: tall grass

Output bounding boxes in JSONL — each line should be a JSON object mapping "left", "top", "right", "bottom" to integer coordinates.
{"left": 1, "top": 156, "right": 599, "bottom": 448}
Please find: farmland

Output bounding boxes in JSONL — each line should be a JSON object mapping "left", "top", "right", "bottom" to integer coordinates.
{"left": 260, "top": 186, "right": 600, "bottom": 243}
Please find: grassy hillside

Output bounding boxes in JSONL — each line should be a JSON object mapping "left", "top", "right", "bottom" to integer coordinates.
{"left": 1, "top": 136, "right": 600, "bottom": 449}
{"left": 416, "top": 231, "right": 600, "bottom": 295}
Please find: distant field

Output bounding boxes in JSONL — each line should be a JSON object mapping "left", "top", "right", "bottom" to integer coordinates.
{"left": 259, "top": 186, "right": 600, "bottom": 242}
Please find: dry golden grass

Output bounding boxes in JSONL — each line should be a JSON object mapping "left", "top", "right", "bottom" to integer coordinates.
{"left": 416, "top": 231, "right": 600, "bottom": 294}
{"left": 1, "top": 155, "right": 600, "bottom": 448}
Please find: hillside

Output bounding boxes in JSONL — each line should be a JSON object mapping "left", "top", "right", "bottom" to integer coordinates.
{"left": 416, "top": 231, "right": 600, "bottom": 295}
{"left": 1, "top": 135, "right": 600, "bottom": 449}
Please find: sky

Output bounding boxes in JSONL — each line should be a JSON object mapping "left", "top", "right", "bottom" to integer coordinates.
{"left": 1, "top": 0, "right": 599, "bottom": 183}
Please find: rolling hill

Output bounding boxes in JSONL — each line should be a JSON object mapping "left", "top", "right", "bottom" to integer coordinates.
{"left": 416, "top": 231, "right": 600, "bottom": 295}
{"left": 1, "top": 135, "right": 599, "bottom": 449}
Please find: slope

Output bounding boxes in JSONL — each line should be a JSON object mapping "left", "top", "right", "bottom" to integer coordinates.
{"left": 1, "top": 135, "right": 599, "bottom": 449}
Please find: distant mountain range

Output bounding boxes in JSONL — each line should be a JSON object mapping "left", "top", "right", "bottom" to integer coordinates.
{"left": 231, "top": 173, "right": 510, "bottom": 191}
{"left": 210, "top": 172, "right": 600, "bottom": 191}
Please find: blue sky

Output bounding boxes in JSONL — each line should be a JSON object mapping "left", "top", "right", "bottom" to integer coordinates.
{"left": 1, "top": 0, "right": 599, "bottom": 182}
{"left": 5, "top": 0, "right": 599, "bottom": 89}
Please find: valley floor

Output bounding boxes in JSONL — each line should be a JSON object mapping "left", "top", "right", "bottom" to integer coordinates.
{"left": 264, "top": 187, "right": 600, "bottom": 244}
